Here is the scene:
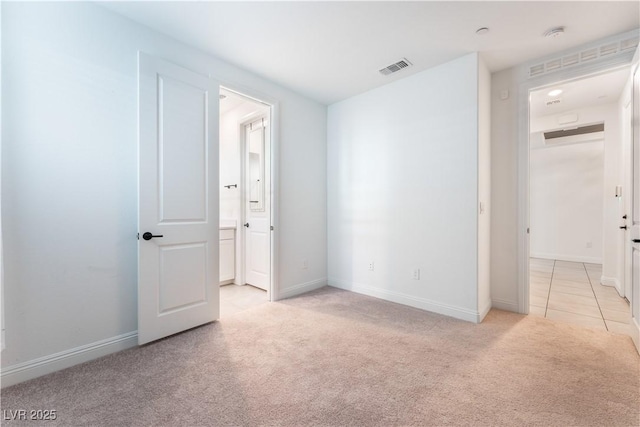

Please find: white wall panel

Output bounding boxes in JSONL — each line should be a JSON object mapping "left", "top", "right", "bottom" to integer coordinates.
{"left": 327, "top": 53, "right": 481, "bottom": 320}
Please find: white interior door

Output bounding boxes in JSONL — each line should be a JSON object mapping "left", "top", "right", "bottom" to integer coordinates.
{"left": 631, "top": 61, "right": 640, "bottom": 351}
{"left": 244, "top": 117, "right": 270, "bottom": 291}
{"left": 138, "top": 53, "right": 220, "bottom": 345}
{"left": 623, "top": 95, "right": 633, "bottom": 301}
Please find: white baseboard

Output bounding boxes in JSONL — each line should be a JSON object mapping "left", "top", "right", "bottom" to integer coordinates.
{"left": 530, "top": 252, "right": 602, "bottom": 264}
{"left": 631, "top": 316, "right": 640, "bottom": 356}
{"left": 599, "top": 276, "right": 623, "bottom": 295}
{"left": 276, "top": 278, "right": 327, "bottom": 300}
{"left": 478, "top": 299, "right": 492, "bottom": 322}
{"left": 328, "top": 277, "right": 482, "bottom": 323}
{"left": 1, "top": 331, "right": 138, "bottom": 388}
{"left": 491, "top": 298, "right": 519, "bottom": 313}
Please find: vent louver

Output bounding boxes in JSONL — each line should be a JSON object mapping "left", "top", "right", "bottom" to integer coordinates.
{"left": 379, "top": 58, "right": 412, "bottom": 76}
{"left": 600, "top": 43, "right": 618, "bottom": 56}
{"left": 620, "top": 37, "right": 639, "bottom": 51}
{"left": 528, "top": 35, "right": 639, "bottom": 78}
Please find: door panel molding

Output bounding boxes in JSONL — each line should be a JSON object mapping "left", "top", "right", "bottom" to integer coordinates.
{"left": 138, "top": 52, "right": 220, "bottom": 345}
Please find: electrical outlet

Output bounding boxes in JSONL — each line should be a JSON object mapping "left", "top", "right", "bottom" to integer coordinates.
{"left": 586, "top": 241, "right": 592, "bottom": 248}
{"left": 413, "top": 269, "right": 420, "bottom": 280}
{"left": 302, "top": 259, "right": 308, "bottom": 269}
{"left": 368, "top": 261, "right": 374, "bottom": 271}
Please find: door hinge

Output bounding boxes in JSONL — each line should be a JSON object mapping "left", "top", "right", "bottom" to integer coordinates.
{"left": 270, "top": 226, "right": 274, "bottom": 231}
{"left": 137, "top": 233, "right": 139, "bottom": 240}
{"left": 527, "top": 228, "right": 530, "bottom": 234}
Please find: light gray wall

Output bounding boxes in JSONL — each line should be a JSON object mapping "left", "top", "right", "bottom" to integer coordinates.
{"left": 489, "top": 68, "right": 520, "bottom": 312}
{"left": 477, "top": 55, "right": 492, "bottom": 316}
{"left": 327, "top": 53, "right": 483, "bottom": 322}
{"left": 2, "top": 2, "right": 327, "bottom": 368}
{"left": 0, "top": 0, "right": 4, "bottom": 352}
{"left": 529, "top": 103, "right": 621, "bottom": 267}
{"left": 529, "top": 139, "right": 604, "bottom": 263}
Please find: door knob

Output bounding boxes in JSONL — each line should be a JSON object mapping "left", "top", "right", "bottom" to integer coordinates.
{"left": 623, "top": 215, "right": 628, "bottom": 219}
{"left": 142, "top": 232, "right": 163, "bottom": 241}
{"left": 244, "top": 223, "right": 250, "bottom": 228}
{"left": 633, "top": 239, "right": 640, "bottom": 243}
{"left": 620, "top": 226, "right": 628, "bottom": 230}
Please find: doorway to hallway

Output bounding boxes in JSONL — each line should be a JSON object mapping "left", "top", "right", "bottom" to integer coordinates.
{"left": 529, "top": 258, "right": 630, "bottom": 332}
{"left": 527, "top": 67, "right": 633, "bottom": 334}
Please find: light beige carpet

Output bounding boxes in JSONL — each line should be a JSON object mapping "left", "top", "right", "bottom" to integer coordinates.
{"left": 2, "top": 286, "right": 639, "bottom": 426}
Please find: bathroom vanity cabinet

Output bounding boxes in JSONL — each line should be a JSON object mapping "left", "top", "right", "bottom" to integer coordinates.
{"left": 220, "top": 228, "right": 235, "bottom": 283}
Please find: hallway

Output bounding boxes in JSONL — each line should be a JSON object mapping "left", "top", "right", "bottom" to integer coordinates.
{"left": 529, "top": 258, "right": 631, "bottom": 333}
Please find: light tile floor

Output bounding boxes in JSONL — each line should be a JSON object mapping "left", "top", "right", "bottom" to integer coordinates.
{"left": 220, "top": 284, "right": 268, "bottom": 318}
{"left": 529, "top": 258, "right": 631, "bottom": 333}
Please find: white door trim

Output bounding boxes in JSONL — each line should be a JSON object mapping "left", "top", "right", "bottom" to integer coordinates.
{"left": 517, "top": 55, "right": 636, "bottom": 315}
{"left": 219, "top": 84, "right": 279, "bottom": 302}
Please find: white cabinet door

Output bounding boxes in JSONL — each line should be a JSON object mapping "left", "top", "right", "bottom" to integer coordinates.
{"left": 220, "top": 235, "right": 235, "bottom": 282}
{"left": 138, "top": 53, "right": 220, "bottom": 345}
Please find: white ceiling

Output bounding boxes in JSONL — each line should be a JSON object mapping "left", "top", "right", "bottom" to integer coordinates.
{"left": 102, "top": 1, "right": 640, "bottom": 105}
{"left": 530, "top": 67, "right": 630, "bottom": 119}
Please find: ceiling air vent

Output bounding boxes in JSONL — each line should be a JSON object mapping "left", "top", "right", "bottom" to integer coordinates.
{"left": 379, "top": 58, "right": 412, "bottom": 76}
{"left": 543, "top": 123, "right": 604, "bottom": 146}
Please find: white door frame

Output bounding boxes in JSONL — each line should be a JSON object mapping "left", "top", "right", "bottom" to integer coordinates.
{"left": 517, "top": 55, "right": 636, "bottom": 315}
{"left": 220, "top": 84, "right": 279, "bottom": 302}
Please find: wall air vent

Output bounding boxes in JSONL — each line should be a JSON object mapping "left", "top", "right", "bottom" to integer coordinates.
{"left": 562, "top": 53, "right": 579, "bottom": 67}
{"left": 527, "top": 33, "right": 639, "bottom": 78}
{"left": 580, "top": 48, "right": 598, "bottom": 62}
{"left": 599, "top": 43, "right": 618, "bottom": 56}
{"left": 379, "top": 58, "right": 412, "bottom": 76}
{"left": 529, "top": 63, "right": 545, "bottom": 77}
{"left": 545, "top": 58, "right": 562, "bottom": 72}
{"left": 543, "top": 123, "right": 604, "bottom": 146}
{"left": 620, "top": 37, "right": 639, "bottom": 51}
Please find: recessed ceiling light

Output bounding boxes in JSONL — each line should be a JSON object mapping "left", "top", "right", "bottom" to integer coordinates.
{"left": 548, "top": 89, "right": 563, "bottom": 97}
{"left": 544, "top": 27, "right": 565, "bottom": 38}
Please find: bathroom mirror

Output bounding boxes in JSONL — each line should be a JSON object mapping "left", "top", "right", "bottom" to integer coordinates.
{"left": 248, "top": 125, "right": 264, "bottom": 212}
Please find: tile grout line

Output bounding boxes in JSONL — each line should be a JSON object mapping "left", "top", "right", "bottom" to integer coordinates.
{"left": 544, "top": 260, "right": 555, "bottom": 318}
{"left": 583, "top": 262, "right": 608, "bottom": 331}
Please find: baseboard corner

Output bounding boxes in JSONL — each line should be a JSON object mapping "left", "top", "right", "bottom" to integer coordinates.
{"left": 599, "top": 276, "right": 622, "bottom": 295}
{"left": 491, "top": 298, "right": 519, "bottom": 313}
{"left": 477, "top": 299, "right": 492, "bottom": 323}
{"left": 276, "top": 278, "right": 327, "bottom": 300}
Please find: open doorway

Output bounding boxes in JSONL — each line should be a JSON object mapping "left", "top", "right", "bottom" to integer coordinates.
{"left": 527, "top": 67, "right": 632, "bottom": 333}
{"left": 218, "top": 87, "right": 272, "bottom": 317}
